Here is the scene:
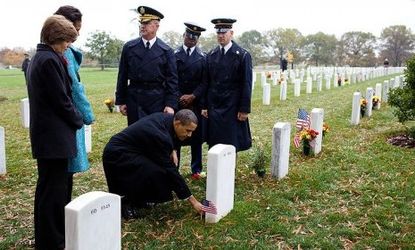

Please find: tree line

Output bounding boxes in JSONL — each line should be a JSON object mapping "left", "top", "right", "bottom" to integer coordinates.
{"left": 1, "top": 25, "right": 413, "bottom": 69}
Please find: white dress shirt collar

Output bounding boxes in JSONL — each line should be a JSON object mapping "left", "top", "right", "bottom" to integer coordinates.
{"left": 142, "top": 37, "right": 157, "bottom": 48}
{"left": 183, "top": 45, "right": 195, "bottom": 56}
{"left": 221, "top": 41, "right": 233, "bottom": 54}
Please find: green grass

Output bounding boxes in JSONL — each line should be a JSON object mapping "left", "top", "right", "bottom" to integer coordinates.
{"left": 0, "top": 68, "right": 414, "bottom": 249}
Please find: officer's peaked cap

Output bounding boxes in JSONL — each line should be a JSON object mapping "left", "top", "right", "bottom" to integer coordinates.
{"left": 137, "top": 6, "right": 164, "bottom": 23}
{"left": 211, "top": 18, "right": 236, "bottom": 33}
{"left": 184, "top": 22, "right": 206, "bottom": 39}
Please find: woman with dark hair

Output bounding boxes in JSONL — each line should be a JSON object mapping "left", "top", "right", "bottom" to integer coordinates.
{"left": 27, "top": 15, "right": 83, "bottom": 249}
{"left": 54, "top": 6, "right": 95, "bottom": 180}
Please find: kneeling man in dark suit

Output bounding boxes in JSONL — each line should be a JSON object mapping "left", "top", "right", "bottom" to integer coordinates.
{"left": 103, "top": 109, "right": 205, "bottom": 220}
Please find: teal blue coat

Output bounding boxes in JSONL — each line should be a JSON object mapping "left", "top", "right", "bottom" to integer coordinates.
{"left": 65, "top": 46, "right": 95, "bottom": 173}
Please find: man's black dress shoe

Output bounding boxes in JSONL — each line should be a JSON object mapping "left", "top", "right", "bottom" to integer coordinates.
{"left": 121, "top": 203, "right": 138, "bottom": 221}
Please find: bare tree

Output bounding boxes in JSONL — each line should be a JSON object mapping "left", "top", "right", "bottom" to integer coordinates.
{"left": 340, "top": 31, "right": 377, "bottom": 67}
{"left": 303, "top": 32, "right": 337, "bottom": 66}
{"left": 264, "top": 28, "right": 304, "bottom": 67}
{"left": 379, "top": 25, "right": 415, "bottom": 66}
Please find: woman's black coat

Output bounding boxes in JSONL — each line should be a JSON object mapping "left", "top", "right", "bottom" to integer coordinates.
{"left": 27, "top": 44, "right": 83, "bottom": 159}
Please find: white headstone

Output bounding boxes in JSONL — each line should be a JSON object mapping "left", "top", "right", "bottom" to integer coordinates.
{"left": 280, "top": 80, "right": 287, "bottom": 101}
{"left": 382, "top": 80, "right": 389, "bottom": 102}
{"left": 20, "top": 98, "right": 30, "bottom": 128}
{"left": 262, "top": 83, "right": 271, "bottom": 105}
{"left": 294, "top": 79, "right": 301, "bottom": 97}
{"left": 333, "top": 74, "right": 338, "bottom": 87}
{"left": 365, "top": 87, "right": 374, "bottom": 117}
{"left": 351, "top": 92, "right": 361, "bottom": 125}
{"left": 271, "top": 122, "right": 291, "bottom": 179}
{"left": 310, "top": 108, "right": 324, "bottom": 155}
{"left": 65, "top": 191, "right": 121, "bottom": 250}
{"left": 84, "top": 125, "right": 92, "bottom": 153}
{"left": 317, "top": 76, "right": 322, "bottom": 92}
{"left": 389, "top": 78, "right": 395, "bottom": 89}
{"left": 306, "top": 77, "right": 312, "bottom": 94}
{"left": 395, "top": 76, "right": 400, "bottom": 88}
{"left": 352, "top": 74, "right": 356, "bottom": 84}
{"left": 205, "top": 144, "right": 236, "bottom": 223}
{"left": 375, "top": 83, "right": 382, "bottom": 109}
{"left": 261, "top": 72, "right": 266, "bottom": 87}
{"left": 272, "top": 76, "right": 278, "bottom": 86}
{"left": 0, "top": 127, "right": 6, "bottom": 175}
{"left": 325, "top": 77, "right": 331, "bottom": 90}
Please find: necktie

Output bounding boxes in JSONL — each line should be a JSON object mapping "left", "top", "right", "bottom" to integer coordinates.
{"left": 186, "top": 48, "right": 191, "bottom": 56}
{"left": 221, "top": 47, "right": 225, "bottom": 56}
{"left": 146, "top": 41, "right": 150, "bottom": 49}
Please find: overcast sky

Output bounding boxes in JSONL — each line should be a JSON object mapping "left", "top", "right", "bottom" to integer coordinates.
{"left": 1, "top": 0, "right": 415, "bottom": 50}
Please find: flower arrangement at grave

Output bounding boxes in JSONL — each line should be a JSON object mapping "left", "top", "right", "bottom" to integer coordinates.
{"left": 344, "top": 78, "right": 349, "bottom": 85}
{"left": 298, "top": 128, "right": 319, "bottom": 156}
{"left": 360, "top": 98, "right": 368, "bottom": 117}
{"left": 278, "top": 74, "right": 284, "bottom": 85}
{"left": 104, "top": 98, "right": 115, "bottom": 113}
{"left": 266, "top": 72, "right": 272, "bottom": 79}
{"left": 322, "top": 123, "right": 330, "bottom": 137}
{"left": 372, "top": 96, "right": 380, "bottom": 109}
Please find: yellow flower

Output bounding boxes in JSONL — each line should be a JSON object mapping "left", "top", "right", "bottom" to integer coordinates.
{"left": 104, "top": 99, "right": 113, "bottom": 105}
{"left": 104, "top": 98, "right": 115, "bottom": 112}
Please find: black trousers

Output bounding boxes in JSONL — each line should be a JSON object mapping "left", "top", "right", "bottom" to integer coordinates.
{"left": 35, "top": 158, "right": 72, "bottom": 250}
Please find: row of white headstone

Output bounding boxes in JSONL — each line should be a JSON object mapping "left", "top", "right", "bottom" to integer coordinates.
{"left": 63, "top": 107, "right": 326, "bottom": 249}
{"left": 256, "top": 67, "right": 404, "bottom": 106}
{"left": 351, "top": 75, "right": 405, "bottom": 125}
{"left": 255, "top": 67, "right": 404, "bottom": 87}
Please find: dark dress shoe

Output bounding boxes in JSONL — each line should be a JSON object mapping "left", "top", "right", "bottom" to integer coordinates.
{"left": 121, "top": 203, "right": 138, "bottom": 221}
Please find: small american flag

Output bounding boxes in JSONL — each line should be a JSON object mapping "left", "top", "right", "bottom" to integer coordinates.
{"left": 201, "top": 199, "right": 217, "bottom": 214}
{"left": 293, "top": 109, "right": 310, "bottom": 148}
{"left": 293, "top": 133, "right": 301, "bottom": 148}
{"left": 296, "top": 109, "right": 310, "bottom": 130}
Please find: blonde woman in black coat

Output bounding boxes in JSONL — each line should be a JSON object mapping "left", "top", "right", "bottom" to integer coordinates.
{"left": 27, "top": 15, "right": 82, "bottom": 250}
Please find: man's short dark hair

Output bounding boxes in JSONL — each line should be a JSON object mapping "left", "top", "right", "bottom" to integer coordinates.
{"left": 174, "top": 109, "right": 198, "bottom": 125}
{"left": 54, "top": 5, "right": 82, "bottom": 24}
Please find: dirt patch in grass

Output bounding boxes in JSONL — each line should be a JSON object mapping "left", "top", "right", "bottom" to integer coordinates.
{"left": 0, "top": 96, "right": 8, "bottom": 102}
{"left": 387, "top": 134, "right": 415, "bottom": 148}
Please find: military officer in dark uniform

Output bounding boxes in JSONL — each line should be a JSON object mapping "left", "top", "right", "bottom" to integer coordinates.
{"left": 21, "top": 53, "right": 31, "bottom": 83}
{"left": 174, "top": 22, "right": 207, "bottom": 179}
{"left": 280, "top": 57, "right": 288, "bottom": 72}
{"left": 102, "top": 109, "right": 205, "bottom": 220}
{"left": 202, "top": 18, "right": 252, "bottom": 152}
{"left": 115, "top": 6, "right": 179, "bottom": 125}
{"left": 383, "top": 58, "right": 389, "bottom": 68}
